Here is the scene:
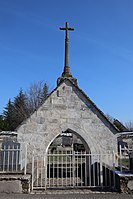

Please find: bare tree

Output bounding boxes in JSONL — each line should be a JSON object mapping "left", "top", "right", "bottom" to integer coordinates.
{"left": 106, "top": 114, "right": 114, "bottom": 123}
{"left": 125, "top": 121, "right": 133, "bottom": 131}
{"left": 26, "top": 81, "right": 49, "bottom": 113}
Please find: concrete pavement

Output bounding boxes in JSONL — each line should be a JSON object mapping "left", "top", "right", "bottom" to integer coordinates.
{"left": 0, "top": 193, "right": 132, "bottom": 199}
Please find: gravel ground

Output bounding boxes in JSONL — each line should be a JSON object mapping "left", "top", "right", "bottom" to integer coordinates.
{"left": 0, "top": 193, "right": 133, "bottom": 199}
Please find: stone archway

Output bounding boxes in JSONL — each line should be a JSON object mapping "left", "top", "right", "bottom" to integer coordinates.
{"left": 45, "top": 122, "right": 99, "bottom": 155}
{"left": 45, "top": 127, "right": 93, "bottom": 188}
{"left": 31, "top": 123, "right": 116, "bottom": 190}
{"left": 48, "top": 128, "right": 91, "bottom": 154}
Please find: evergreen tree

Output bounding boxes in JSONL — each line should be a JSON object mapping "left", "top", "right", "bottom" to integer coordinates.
{"left": 3, "top": 99, "right": 15, "bottom": 130}
{"left": 42, "top": 83, "right": 49, "bottom": 101}
{"left": 1, "top": 81, "right": 49, "bottom": 130}
{"left": 3, "top": 90, "right": 29, "bottom": 130}
{"left": 13, "top": 89, "right": 29, "bottom": 128}
{"left": 0, "top": 115, "right": 9, "bottom": 131}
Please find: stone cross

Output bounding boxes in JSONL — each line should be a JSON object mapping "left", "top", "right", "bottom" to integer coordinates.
{"left": 59, "top": 22, "right": 74, "bottom": 77}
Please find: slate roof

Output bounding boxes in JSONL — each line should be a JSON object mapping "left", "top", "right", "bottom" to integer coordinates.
{"left": 116, "top": 131, "right": 133, "bottom": 138}
{"left": 0, "top": 131, "right": 17, "bottom": 136}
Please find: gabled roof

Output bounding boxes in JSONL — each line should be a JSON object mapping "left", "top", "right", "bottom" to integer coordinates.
{"left": 113, "top": 119, "right": 129, "bottom": 132}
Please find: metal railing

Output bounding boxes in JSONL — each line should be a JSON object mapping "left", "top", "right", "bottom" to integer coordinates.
{"left": 32, "top": 150, "right": 116, "bottom": 190}
{"left": 0, "top": 143, "right": 27, "bottom": 174}
{"left": 119, "top": 145, "right": 132, "bottom": 172}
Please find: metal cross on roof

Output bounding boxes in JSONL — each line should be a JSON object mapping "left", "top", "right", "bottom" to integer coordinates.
{"left": 59, "top": 22, "right": 74, "bottom": 77}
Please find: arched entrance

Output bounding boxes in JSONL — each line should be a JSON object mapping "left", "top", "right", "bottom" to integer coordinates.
{"left": 31, "top": 128, "right": 116, "bottom": 190}
{"left": 47, "top": 129, "right": 91, "bottom": 188}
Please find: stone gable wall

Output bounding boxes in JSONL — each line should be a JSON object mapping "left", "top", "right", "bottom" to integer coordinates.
{"left": 17, "top": 80, "right": 117, "bottom": 159}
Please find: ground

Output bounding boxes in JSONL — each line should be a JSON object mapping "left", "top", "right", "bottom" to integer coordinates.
{"left": 0, "top": 193, "right": 132, "bottom": 199}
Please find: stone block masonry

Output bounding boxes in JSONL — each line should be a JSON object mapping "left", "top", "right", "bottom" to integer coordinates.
{"left": 0, "top": 174, "right": 31, "bottom": 193}
{"left": 17, "top": 79, "right": 118, "bottom": 165}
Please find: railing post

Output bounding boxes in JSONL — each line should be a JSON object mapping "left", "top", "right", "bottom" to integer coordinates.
{"left": 44, "top": 152, "right": 47, "bottom": 190}
{"left": 31, "top": 151, "right": 34, "bottom": 191}
{"left": 7, "top": 145, "right": 10, "bottom": 171}
{"left": 72, "top": 151, "right": 75, "bottom": 187}
{"left": 112, "top": 151, "right": 116, "bottom": 190}
{"left": 24, "top": 144, "right": 27, "bottom": 175}
{"left": 100, "top": 153, "right": 103, "bottom": 189}
{"left": 3, "top": 145, "right": 6, "bottom": 172}
{"left": 119, "top": 145, "right": 122, "bottom": 172}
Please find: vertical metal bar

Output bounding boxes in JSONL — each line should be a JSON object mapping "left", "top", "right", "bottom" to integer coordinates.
{"left": 42, "top": 156, "right": 44, "bottom": 187}
{"left": 40, "top": 157, "right": 43, "bottom": 187}
{"left": 104, "top": 154, "right": 107, "bottom": 187}
{"left": 20, "top": 145, "right": 22, "bottom": 171}
{"left": 72, "top": 151, "right": 75, "bottom": 187}
{"left": 98, "top": 154, "right": 100, "bottom": 186}
{"left": 3, "top": 145, "right": 6, "bottom": 171}
{"left": 127, "top": 146, "right": 130, "bottom": 170}
{"left": 100, "top": 154, "right": 103, "bottom": 189}
{"left": 76, "top": 152, "right": 78, "bottom": 186}
{"left": 120, "top": 145, "right": 122, "bottom": 172}
{"left": 44, "top": 153, "right": 47, "bottom": 190}
{"left": 109, "top": 154, "right": 111, "bottom": 187}
{"left": 24, "top": 144, "right": 27, "bottom": 175}
{"left": 85, "top": 151, "right": 87, "bottom": 186}
{"left": 53, "top": 153, "right": 55, "bottom": 187}
{"left": 37, "top": 157, "right": 39, "bottom": 187}
{"left": 49, "top": 152, "right": 50, "bottom": 188}
{"left": 31, "top": 152, "right": 34, "bottom": 190}
{"left": 61, "top": 150, "right": 63, "bottom": 187}
{"left": 81, "top": 151, "right": 83, "bottom": 186}
{"left": 57, "top": 149, "right": 59, "bottom": 187}
{"left": 89, "top": 154, "right": 91, "bottom": 186}
{"left": 97, "top": 154, "right": 99, "bottom": 186}
{"left": 70, "top": 151, "right": 72, "bottom": 186}
{"left": 16, "top": 145, "right": 18, "bottom": 171}
{"left": 113, "top": 151, "right": 116, "bottom": 190}
{"left": 93, "top": 154, "right": 95, "bottom": 186}
{"left": 24, "top": 144, "right": 27, "bottom": 174}
{"left": 69, "top": 150, "right": 71, "bottom": 187}
{"left": 66, "top": 150, "right": 67, "bottom": 187}
{"left": 105, "top": 154, "right": 107, "bottom": 187}
{"left": 12, "top": 145, "right": 14, "bottom": 171}
{"left": 7, "top": 145, "right": 10, "bottom": 171}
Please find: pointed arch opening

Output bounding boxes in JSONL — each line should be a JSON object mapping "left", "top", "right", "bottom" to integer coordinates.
{"left": 46, "top": 128, "right": 92, "bottom": 188}
{"left": 48, "top": 128, "right": 91, "bottom": 154}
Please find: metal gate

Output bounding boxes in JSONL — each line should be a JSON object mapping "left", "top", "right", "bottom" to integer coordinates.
{"left": 32, "top": 150, "right": 116, "bottom": 190}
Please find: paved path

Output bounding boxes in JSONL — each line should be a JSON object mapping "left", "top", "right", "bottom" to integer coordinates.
{"left": 0, "top": 193, "right": 133, "bottom": 199}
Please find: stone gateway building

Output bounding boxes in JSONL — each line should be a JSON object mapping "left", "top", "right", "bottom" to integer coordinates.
{"left": 16, "top": 22, "right": 120, "bottom": 190}
{"left": 17, "top": 76, "right": 118, "bottom": 156}
{"left": 17, "top": 22, "right": 118, "bottom": 158}
{"left": 1, "top": 22, "right": 133, "bottom": 194}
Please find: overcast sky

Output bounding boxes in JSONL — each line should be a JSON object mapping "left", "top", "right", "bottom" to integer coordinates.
{"left": 0, "top": 0, "right": 133, "bottom": 122}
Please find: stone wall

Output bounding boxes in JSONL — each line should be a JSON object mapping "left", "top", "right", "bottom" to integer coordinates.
{"left": 117, "top": 176, "right": 133, "bottom": 194}
{"left": 17, "top": 80, "right": 118, "bottom": 164}
{"left": 0, "top": 174, "right": 31, "bottom": 193}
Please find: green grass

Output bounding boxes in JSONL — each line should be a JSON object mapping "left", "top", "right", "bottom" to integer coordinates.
{"left": 118, "top": 158, "right": 129, "bottom": 169}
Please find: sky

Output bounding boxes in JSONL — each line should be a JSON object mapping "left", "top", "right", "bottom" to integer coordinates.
{"left": 0, "top": 0, "right": 133, "bottom": 123}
